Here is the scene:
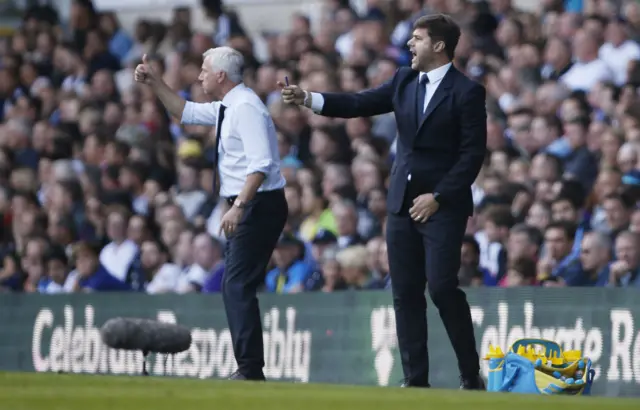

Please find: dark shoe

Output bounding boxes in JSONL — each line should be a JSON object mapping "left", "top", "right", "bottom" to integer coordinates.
{"left": 460, "top": 375, "right": 486, "bottom": 390}
{"left": 228, "top": 370, "right": 266, "bottom": 381}
{"left": 400, "top": 379, "right": 430, "bottom": 388}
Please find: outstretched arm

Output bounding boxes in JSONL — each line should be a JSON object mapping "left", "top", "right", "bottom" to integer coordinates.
{"left": 309, "top": 79, "right": 395, "bottom": 118}
{"left": 150, "top": 78, "right": 187, "bottom": 120}
{"left": 135, "top": 54, "right": 187, "bottom": 120}
{"left": 279, "top": 71, "right": 397, "bottom": 119}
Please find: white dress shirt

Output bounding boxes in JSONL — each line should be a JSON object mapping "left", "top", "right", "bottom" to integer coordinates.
{"left": 146, "top": 263, "right": 182, "bottom": 294}
{"left": 560, "top": 58, "right": 613, "bottom": 91}
{"left": 99, "top": 240, "right": 138, "bottom": 282}
{"left": 181, "top": 83, "right": 286, "bottom": 197}
{"left": 309, "top": 62, "right": 452, "bottom": 114}
{"left": 310, "top": 62, "right": 452, "bottom": 183}
{"left": 176, "top": 263, "right": 210, "bottom": 293}
{"left": 599, "top": 40, "right": 640, "bottom": 86}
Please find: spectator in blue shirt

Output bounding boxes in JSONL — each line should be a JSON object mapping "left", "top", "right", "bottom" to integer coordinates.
{"left": 571, "top": 231, "right": 611, "bottom": 286}
{"left": 265, "top": 233, "right": 313, "bottom": 294}
{"left": 99, "top": 12, "right": 133, "bottom": 64}
{"left": 538, "top": 221, "right": 582, "bottom": 284}
{"left": 310, "top": 229, "right": 337, "bottom": 266}
{"left": 602, "top": 192, "right": 635, "bottom": 247}
{"left": 551, "top": 181, "right": 589, "bottom": 259}
{"left": 72, "top": 241, "right": 132, "bottom": 292}
{"left": 0, "top": 252, "right": 24, "bottom": 292}
{"left": 608, "top": 231, "right": 640, "bottom": 287}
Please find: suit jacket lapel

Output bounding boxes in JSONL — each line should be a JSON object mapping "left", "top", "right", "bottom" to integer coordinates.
{"left": 416, "top": 67, "right": 456, "bottom": 135}
{"left": 403, "top": 72, "right": 419, "bottom": 135}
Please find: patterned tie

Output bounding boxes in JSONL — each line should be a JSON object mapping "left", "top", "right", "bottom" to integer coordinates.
{"left": 416, "top": 73, "right": 429, "bottom": 125}
{"left": 212, "top": 104, "right": 226, "bottom": 195}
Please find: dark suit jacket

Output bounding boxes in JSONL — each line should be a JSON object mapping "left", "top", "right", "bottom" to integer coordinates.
{"left": 319, "top": 66, "right": 487, "bottom": 216}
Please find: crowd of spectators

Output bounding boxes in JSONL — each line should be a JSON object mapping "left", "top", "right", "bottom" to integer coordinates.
{"left": 0, "top": 0, "right": 639, "bottom": 295}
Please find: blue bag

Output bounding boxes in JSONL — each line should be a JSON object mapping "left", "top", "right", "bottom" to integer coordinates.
{"left": 484, "top": 338, "right": 596, "bottom": 395}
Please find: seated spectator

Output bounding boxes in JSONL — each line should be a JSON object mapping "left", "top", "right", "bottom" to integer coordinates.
{"left": 608, "top": 231, "right": 640, "bottom": 287}
{"left": 572, "top": 231, "right": 611, "bottom": 286}
{"left": 602, "top": 192, "right": 635, "bottom": 245}
{"left": 299, "top": 182, "right": 337, "bottom": 242}
{"left": 335, "top": 245, "right": 382, "bottom": 290}
{"left": 0, "top": 252, "right": 24, "bottom": 292}
{"left": 538, "top": 221, "right": 582, "bottom": 284}
{"left": 459, "top": 235, "right": 491, "bottom": 287}
{"left": 66, "top": 241, "right": 132, "bottom": 292}
{"left": 38, "top": 245, "right": 69, "bottom": 294}
{"left": 476, "top": 205, "right": 514, "bottom": 283}
{"left": 504, "top": 257, "right": 537, "bottom": 287}
{"left": 310, "top": 228, "right": 337, "bottom": 266}
{"left": 177, "top": 233, "right": 223, "bottom": 293}
{"left": 332, "top": 199, "right": 364, "bottom": 249}
{"left": 141, "top": 239, "right": 181, "bottom": 294}
{"left": 99, "top": 205, "right": 138, "bottom": 282}
{"left": 266, "top": 233, "right": 313, "bottom": 293}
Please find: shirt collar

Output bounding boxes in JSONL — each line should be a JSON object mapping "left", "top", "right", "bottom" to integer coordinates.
{"left": 222, "top": 82, "right": 245, "bottom": 106}
{"left": 421, "top": 62, "right": 452, "bottom": 84}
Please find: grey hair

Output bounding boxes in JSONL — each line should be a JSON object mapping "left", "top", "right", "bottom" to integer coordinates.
{"left": 586, "top": 231, "right": 612, "bottom": 251}
{"left": 202, "top": 46, "right": 244, "bottom": 83}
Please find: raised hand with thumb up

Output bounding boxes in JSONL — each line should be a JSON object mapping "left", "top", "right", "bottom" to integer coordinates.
{"left": 134, "top": 54, "right": 157, "bottom": 85}
{"left": 277, "top": 80, "right": 307, "bottom": 107}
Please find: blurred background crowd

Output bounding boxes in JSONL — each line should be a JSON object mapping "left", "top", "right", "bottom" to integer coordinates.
{"left": 1, "top": 0, "right": 640, "bottom": 295}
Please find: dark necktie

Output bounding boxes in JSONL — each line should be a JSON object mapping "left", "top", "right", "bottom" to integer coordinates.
{"left": 212, "top": 104, "right": 226, "bottom": 195}
{"left": 416, "top": 73, "right": 429, "bottom": 125}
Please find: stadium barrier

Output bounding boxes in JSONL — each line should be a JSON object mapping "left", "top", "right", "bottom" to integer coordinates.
{"left": 1, "top": 288, "right": 639, "bottom": 396}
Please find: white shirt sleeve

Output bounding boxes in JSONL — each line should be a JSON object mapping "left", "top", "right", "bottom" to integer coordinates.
{"left": 234, "top": 102, "right": 277, "bottom": 176}
{"left": 309, "top": 92, "right": 325, "bottom": 114}
{"left": 181, "top": 101, "right": 222, "bottom": 125}
{"left": 146, "top": 264, "right": 181, "bottom": 294}
{"left": 185, "top": 264, "right": 208, "bottom": 288}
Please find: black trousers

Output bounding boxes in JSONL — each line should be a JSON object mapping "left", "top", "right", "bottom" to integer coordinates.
{"left": 385, "top": 190, "right": 480, "bottom": 386}
{"left": 222, "top": 189, "right": 287, "bottom": 379}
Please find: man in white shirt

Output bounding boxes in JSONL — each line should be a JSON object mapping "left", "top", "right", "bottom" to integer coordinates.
{"left": 598, "top": 17, "right": 640, "bottom": 86}
{"left": 134, "top": 47, "right": 287, "bottom": 382}
{"left": 561, "top": 29, "right": 613, "bottom": 91}
{"left": 99, "top": 206, "right": 138, "bottom": 282}
{"left": 140, "top": 239, "right": 181, "bottom": 294}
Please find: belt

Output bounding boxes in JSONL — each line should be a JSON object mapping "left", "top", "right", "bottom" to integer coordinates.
{"left": 224, "top": 188, "right": 284, "bottom": 206}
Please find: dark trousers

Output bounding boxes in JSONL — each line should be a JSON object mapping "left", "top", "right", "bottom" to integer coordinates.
{"left": 222, "top": 189, "right": 287, "bottom": 379}
{"left": 385, "top": 190, "right": 480, "bottom": 387}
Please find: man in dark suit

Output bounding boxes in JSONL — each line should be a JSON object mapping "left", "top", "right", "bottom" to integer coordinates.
{"left": 280, "top": 14, "right": 486, "bottom": 389}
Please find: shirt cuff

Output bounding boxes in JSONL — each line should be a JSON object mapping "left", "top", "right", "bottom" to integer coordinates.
{"left": 180, "top": 101, "right": 194, "bottom": 124}
{"left": 309, "top": 92, "right": 325, "bottom": 113}
{"left": 247, "top": 159, "right": 273, "bottom": 176}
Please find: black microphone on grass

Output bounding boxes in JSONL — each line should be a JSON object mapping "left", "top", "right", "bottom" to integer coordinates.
{"left": 100, "top": 318, "right": 192, "bottom": 376}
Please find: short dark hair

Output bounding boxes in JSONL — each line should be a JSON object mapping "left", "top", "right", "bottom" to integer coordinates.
{"left": 545, "top": 220, "right": 577, "bottom": 240}
{"left": 485, "top": 205, "right": 515, "bottom": 229}
{"left": 554, "top": 179, "right": 586, "bottom": 209}
{"left": 413, "top": 14, "right": 461, "bottom": 60}
{"left": 604, "top": 192, "right": 635, "bottom": 210}
{"left": 510, "top": 223, "right": 543, "bottom": 247}
{"left": 462, "top": 235, "right": 480, "bottom": 255}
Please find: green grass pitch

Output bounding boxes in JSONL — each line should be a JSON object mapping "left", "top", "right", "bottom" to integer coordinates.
{"left": 1, "top": 372, "right": 640, "bottom": 410}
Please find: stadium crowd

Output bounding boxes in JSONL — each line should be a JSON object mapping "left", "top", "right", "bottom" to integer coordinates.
{"left": 0, "top": 0, "right": 640, "bottom": 294}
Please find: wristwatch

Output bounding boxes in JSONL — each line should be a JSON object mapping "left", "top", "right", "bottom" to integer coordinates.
{"left": 433, "top": 192, "right": 442, "bottom": 204}
{"left": 233, "top": 199, "right": 246, "bottom": 209}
